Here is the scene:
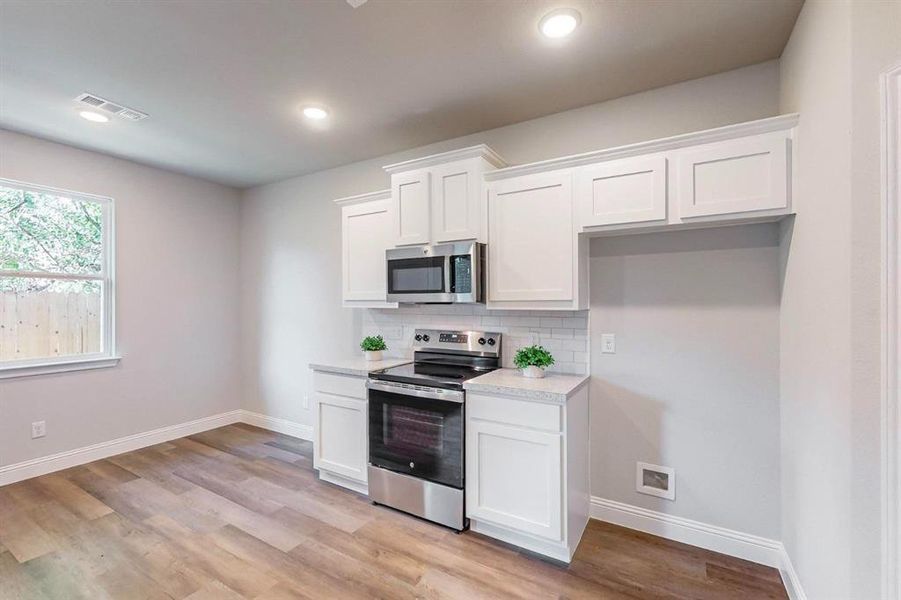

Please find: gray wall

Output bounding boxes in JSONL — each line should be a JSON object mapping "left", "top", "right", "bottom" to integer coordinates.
{"left": 0, "top": 130, "right": 243, "bottom": 467}
{"left": 590, "top": 225, "right": 781, "bottom": 539}
{"left": 239, "top": 61, "right": 783, "bottom": 538}
{"left": 778, "top": 1, "right": 901, "bottom": 598}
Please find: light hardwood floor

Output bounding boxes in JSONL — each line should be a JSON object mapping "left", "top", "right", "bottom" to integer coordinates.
{"left": 0, "top": 424, "right": 788, "bottom": 599}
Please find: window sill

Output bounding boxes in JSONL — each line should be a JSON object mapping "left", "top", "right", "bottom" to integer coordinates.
{"left": 0, "top": 356, "right": 121, "bottom": 380}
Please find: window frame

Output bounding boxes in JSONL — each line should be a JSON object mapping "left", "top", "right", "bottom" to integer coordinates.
{"left": 0, "top": 178, "right": 118, "bottom": 379}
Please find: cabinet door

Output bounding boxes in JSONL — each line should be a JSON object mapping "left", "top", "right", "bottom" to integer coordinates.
{"left": 342, "top": 200, "right": 392, "bottom": 304}
{"left": 577, "top": 156, "right": 667, "bottom": 227}
{"left": 392, "top": 170, "right": 431, "bottom": 246}
{"left": 466, "top": 419, "right": 563, "bottom": 541}
{"left": 677, "top": 132, "right": 789, "bottom": 219}
{"left": 314, "top": 392, "right": 368, "bottom": 484}
{"left": 488, "top": 171, "right": 574, "bottom": 302}
{"left": 431, "top": 159, "right": 481, "bottom": 243}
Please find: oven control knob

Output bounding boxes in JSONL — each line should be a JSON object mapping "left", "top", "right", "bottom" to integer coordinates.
{"left": 409, "top": 461, "right": 415, "bottom": 469}
{"left": 422, "top": 334, "right": 430, "bottom": 342}
{"left": 487, "top": 338, "right": 496, "bottom": 346}
{"left": 478, "top": 337, "right": 486, "bottom": 345}
{"left": 414, "top": 334, "right": 422, "bottom": 342}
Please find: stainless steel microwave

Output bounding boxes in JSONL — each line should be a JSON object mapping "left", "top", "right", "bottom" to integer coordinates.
{"left": 386, "top": 242, "right": 484, "bottom": 304}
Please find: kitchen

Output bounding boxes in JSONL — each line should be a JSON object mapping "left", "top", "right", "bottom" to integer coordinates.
{"left": 0, "top": 1, "right": 898, "bottom": 599}
{"left": 309, "top": 110, "right": 792, "bottom": 563}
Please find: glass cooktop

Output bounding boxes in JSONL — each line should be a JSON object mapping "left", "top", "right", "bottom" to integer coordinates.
{"left": 369, "top": 361, "right": 494, "bottom": 391}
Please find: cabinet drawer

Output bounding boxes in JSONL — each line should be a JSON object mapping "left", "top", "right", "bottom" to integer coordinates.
{"left": 314, "top": 371, "right": 367, "bottom": 399}
{"left": 467, "top": 393, "right": 561, "bottom": 432}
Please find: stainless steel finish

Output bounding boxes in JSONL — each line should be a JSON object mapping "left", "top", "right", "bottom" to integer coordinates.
{"left": 412, "top": 328, "right": 501, "bottom": 357}
{"left": 368, "top": 465, "right": 466, "bottom": 531}
{"left": 386, "top": 241, "right": 484, "bottom": 304}
{"left": 366, "top": 379, "right": 464, "bottom": 403}
{"left": 385, "top": 241, "right": 476, "bottom": 260}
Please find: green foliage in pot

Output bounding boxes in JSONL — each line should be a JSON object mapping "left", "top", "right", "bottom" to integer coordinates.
{"left": 360, "top": 335, "right": 388, "bottom": 352}
{"left": 513, "top": 345, "right": 555, "bottom": 369}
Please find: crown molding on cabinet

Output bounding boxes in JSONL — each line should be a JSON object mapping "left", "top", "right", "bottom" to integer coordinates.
{"left": 484, "top": 113, "right": 800, "bottom": 182}
{"left": 383, "top": 144, "right": 508, "bottom": 174}
{"left": 333, "top": 189, "right": 391, "bottom": 205}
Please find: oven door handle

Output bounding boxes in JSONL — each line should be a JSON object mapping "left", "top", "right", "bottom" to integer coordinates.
{"left": 367, "top": 380, "right": 464, "bottom": 403}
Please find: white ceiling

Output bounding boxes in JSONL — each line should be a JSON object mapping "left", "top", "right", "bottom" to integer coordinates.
{"left": 0, "top": 0, "right": 802, "bottom": 188}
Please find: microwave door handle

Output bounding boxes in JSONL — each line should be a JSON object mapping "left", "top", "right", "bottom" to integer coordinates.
{"left": 444, "top": 255, "right": 452, "bottom": 293}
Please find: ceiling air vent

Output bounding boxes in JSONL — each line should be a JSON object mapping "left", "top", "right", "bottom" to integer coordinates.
{"left": 75, "top": 93, "right": 149, "bottom": 122}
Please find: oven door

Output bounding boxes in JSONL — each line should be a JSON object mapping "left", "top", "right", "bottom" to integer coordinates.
{"left": 367, "top": 380, "right": 464, "bottom": 489}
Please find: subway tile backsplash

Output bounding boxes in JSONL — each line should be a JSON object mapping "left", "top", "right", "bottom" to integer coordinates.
{"left": 362, "top": 305, "right": 590, "bottom": 375}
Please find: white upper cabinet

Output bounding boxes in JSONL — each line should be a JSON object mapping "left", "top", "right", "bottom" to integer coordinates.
{"left": 391, "top": 169, "right": 431, "bottom": 246}
{"left": 676, "top": 131, "right": 789, "bottom": 219}
{"left": 486, "top": 170, "right": 587, "bottom": 310}
{"left": 577, "top": 155, "right": 667, "bottom": 227}
{"left": 431, "top": 158, "right": 483, "bottom": 243}
{"left": 384, "top": 145, "right": 506, "bottom": 247}
{"left": 336, "top": 190, "right": 396, "bottom": 308}
{"left": 490, "top": 114, "right": 796, "bottom": 236}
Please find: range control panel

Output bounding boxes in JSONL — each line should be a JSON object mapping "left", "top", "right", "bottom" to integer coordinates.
{"left": 413, "top": 329, "right": 501, "bottom": 355}
{"left": 439, "top": 332, "right": 468, "bottom": 344}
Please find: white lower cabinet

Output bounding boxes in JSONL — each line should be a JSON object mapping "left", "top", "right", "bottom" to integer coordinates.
{"left": 465, "top": 387, "right": 590, "bottom": 562}
{"left": 312, "top": 370, "right": 369, "bottom": 494}
{"left": 467, "top": 420, "right": 563, "bottom": 541}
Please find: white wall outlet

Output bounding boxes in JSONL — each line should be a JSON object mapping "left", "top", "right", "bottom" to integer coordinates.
{"left": 31, "top": 420, "right": 46, "bottom": 439}
{"left": 636, "top": 462, "right": 675, "bottom": 501}
{"left": 302, "top": 394, "right": 310, "bottom": 410}
{"left": 601, "top": 333, "right": 616, "bottom": 354}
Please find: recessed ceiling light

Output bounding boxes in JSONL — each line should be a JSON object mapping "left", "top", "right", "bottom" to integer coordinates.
{"left": 79, "top": 110, "right": 109, "bottom": 123}
{"left": 303, "top": 106, "right": 329, "bottom": 120}
{"left": 539, "top": 8, "right": 581, "bottom": 39}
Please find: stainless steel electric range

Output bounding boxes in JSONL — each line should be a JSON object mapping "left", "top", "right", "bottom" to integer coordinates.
{"left": 366, "top": 329, "right": 501, "bottom": 531}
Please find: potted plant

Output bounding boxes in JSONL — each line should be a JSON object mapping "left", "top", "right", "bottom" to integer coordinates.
{"left": 513, "top": 345, "right": 555, "bottom": 378}
{"left": 360, "top": 335, "right": 388, "bottom": 361}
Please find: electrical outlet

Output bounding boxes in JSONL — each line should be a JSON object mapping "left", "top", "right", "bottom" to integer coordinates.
{"left": 31, "top": 421, "right": 46, "bottom": 439}
{"left": 601, "top": 333, "right": 616, "bottom": 354}
{"left": 302, "top": 394, "right": 310, "bottom": 410}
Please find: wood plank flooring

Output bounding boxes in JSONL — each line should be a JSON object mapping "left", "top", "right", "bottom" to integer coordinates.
{"left": 0, "top": 424, "right": 788, "bottom": 599}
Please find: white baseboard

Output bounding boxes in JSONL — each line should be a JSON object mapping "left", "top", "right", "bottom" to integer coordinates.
{"left": 590, "top": 496, "right": 782, "bottom": 566}
{"left": 590, "top": 496, "right": 806, "bottom": 599}
{"left": 0, "top": 409, "right": 314, "bottom": 487}
{"left": 0, "top": 410, "right": 244, "bottom": 487}
{"left": 778, "top": 545, "right": 807, "bottom": 600}
{"left": 239, "top": 410, "right": 313, "bottom": 441}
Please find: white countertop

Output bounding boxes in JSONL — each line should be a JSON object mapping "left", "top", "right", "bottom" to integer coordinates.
{"left": 464, "top": 368, "right": 589, "bottom": 404}
{"left": 309, "top": 357, "right": 411, "bottom": 377}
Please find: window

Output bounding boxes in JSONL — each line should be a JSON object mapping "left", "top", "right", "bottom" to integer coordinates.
{"left": 0, "top": 178, "right": 116, "bottom": 377}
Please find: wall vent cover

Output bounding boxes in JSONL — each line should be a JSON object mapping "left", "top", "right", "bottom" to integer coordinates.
{"left": 636, "top": 462, "right": 675, "bottom": 500}
{"left": 75, "top": 93, "right": 149, "bottom": 121}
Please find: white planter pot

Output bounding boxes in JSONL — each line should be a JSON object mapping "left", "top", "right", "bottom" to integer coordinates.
{"left": 521, "top": 365, "right": 546, "bottom": 379}
{"left": 364, "top": 350, "right": 383, "bottom": 362}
